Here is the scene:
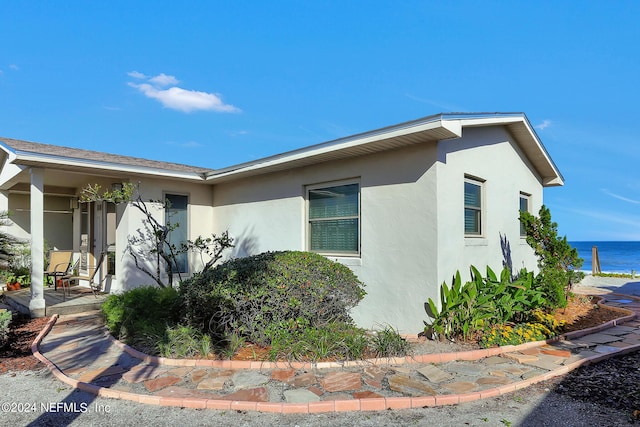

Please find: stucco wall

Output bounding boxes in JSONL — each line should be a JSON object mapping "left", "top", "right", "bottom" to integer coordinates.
{"left": 211, "top": 125, "right": 545, "bottom": 333}
{"left": 435, "top": 126, "right": 541, "bottom": 291}
{"left": 109, "top": 178, "right": 214, "bottom": 293}
{"left": 213, "top": 142, "right": 440, "bottom": 333}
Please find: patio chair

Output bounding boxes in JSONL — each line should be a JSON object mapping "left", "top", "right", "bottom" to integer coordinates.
{"left": 60, "top": 252, "right": 106, "bottom": 298}
{"left": 45, "top": 250, "right": 73, "bottom": 291}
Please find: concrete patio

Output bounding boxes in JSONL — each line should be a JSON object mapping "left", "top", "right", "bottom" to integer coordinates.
{"left": 2, "top": 285, "right": 107, "bottom": 316}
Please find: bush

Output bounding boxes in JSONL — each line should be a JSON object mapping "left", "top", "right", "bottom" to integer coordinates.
{"left": 179, "top": 251, "right": 366, "bottom": 346}
{"left": 265, "top": 320, "right": 370, "bottom": 362}
{"left": 424, "top": 266, "right": 546, "bottom": 341}
{"left": 156, "top": 325, "right": 212, "bottom": 359}
{"left": 102, "top": 286, "right": 180, "bottom": 341}
{"left": 0, "top": 309, "right": 12, "bottom": 345}
{"left": 370, "top": 325, "right": 411, "bottom": 357}
{"left": 479, "top": 309, "right": 566, "bottom": 348}
{"left": 520, "top": 205, "right": 584, "bottom": 308}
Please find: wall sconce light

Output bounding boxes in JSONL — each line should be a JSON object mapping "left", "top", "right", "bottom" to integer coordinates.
{"left": 70, "top": 198, "right": 79, "bottom": 210}
{"left": 111, "top": 183, "right": 123, "bottom": 192}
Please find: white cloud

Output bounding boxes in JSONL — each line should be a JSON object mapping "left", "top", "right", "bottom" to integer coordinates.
{"left": 9, "top": 64, "right": 19, "bottom": 71}
{"left": 149, "top": 73, "right": 179, "bottom": 87}
{"left": 601, "top": 189, "right": 640, "bottom": 205}
{"left": 127, "top": 71, "right": 147, "bottom": 79}
{"left": 128, "top": 71, "right": 240, "bottom": 113}
{"left": 535, "top": 119, "right": 552, "bottom": 130}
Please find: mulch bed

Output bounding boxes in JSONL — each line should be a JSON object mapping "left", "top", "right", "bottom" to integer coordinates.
{"left": 0, "top": 314, "right": 47, "bottom": 373}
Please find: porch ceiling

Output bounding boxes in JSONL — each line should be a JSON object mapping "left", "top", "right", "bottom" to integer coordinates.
{"left": 0, "top": 167, "right": 127, "bottom": 194}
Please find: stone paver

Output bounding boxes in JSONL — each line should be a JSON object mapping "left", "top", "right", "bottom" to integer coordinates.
{"left": 144, "top": 375, "right": 182, "bottom": 392}
{"left": 284, "top": 389, "right": 321, "bottom": 403}
{"left": 442, "top": 381, "right": 477, "bottom": 393}
{"left": 197, "top": 375, "right": 231, "bottom": 391}
{"left": 417, "top": 365, "right": 453, "bottom": 383}
{"left": 232, "top": 371, "right": 269, "bottom": 389}
{"left": 578, "top": 333, "right": 624, "bottom": 344}
{"left": 388, "top": 374, "right": 437, "bottom": 396}
{"left": 320, "top": 372, "right": 361, "bottom": 392}
{"left": 288, "top": 372, "right": 317, "bottom": 387}
{"left": 78, "top": 366, "right": 127, "bottom": 383}
{"left": 221, "top": 387, "right": 268, "bottom": 402}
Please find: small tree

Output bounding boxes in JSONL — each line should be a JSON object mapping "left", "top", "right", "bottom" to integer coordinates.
{"left": 81, "top": 182, "right": 233, "bottom": 287}
{"left": 0, "top": 211, "right": 18, "bottom": 269}
{"left": 520, "top": 205, "right": 583, "bottom": 308}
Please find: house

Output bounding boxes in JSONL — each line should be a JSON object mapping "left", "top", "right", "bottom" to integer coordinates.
{"left": 0, "top": 112, "right": 563, "bottom": 332}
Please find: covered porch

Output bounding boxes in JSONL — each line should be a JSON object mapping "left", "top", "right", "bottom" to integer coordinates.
{"left": 3, "top": 286, "right": 108, "bottom": 316}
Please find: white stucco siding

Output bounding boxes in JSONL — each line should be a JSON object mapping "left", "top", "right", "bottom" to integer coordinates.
{"left": 212, "top": 142, "right": 439, "bottom": 333}
{"left": 212, "top": 174, "right": 304, "bottom": 258}
{"left": 110, "top": 178, "right": 214, "bottom": 292}
{"left": 435, "top": 126, "right": 541, "bottom": 291}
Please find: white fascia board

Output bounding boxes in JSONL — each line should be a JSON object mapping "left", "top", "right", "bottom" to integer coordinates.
{"left": 0, "top": 162, "right": 27, "bottom": 190}
{"left": 14, "top": 151, "right": 206, "bottom": 182}
{"left": 206, "top": 117, "right": 461, "bottom": 181}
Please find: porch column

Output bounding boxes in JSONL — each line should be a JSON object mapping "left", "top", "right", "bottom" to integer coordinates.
{"left": 29, "top": 167, "right": 45, "bottom": 317}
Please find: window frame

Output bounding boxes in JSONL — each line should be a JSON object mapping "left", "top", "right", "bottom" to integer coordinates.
{"left": 519, "top": 192, "right": 531, "bottom": 237}
{"left": 306, "top": 179, "right": 361, "bottom": 257}
{"left": 464, "top": 175, "right": 484, "bottom": 237}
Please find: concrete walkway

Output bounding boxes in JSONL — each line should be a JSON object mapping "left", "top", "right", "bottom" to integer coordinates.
{"left": 30, "top": 282, "right": 640, "bottom": 413}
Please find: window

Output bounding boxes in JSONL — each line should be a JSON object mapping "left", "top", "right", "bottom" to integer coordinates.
{"left": 519, "top": 193, "right": 531, "bottom": 237}
{"left": 464, "top": 177, "right": 483, "bottom": 236}
{"left": 165, "top": 194, "right": 188, "bottom": 273}
{"left": 308, "top": 182, "right": 359, "bottom": 255}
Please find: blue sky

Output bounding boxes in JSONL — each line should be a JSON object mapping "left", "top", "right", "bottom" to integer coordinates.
{"left": 1, "top": 1, "right": 639, "bottom": 241}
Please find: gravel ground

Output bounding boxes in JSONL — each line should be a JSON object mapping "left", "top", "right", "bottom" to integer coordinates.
{"left": 0, "top": 367, "right": 636, "bottom": 427}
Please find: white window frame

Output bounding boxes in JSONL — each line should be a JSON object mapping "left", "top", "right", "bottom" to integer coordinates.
{"left": 519, "top": 192, "right": 531, "bottom": 237}
{"left": 464, "top": 176, "right": 484, "bottom": 237}
{"left": 306, "top": 179, "right": 361, "bottom": 257}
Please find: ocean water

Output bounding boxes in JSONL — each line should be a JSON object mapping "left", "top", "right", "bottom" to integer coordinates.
{"left": 570, "top": 241, "right": 640, "bottom": 274}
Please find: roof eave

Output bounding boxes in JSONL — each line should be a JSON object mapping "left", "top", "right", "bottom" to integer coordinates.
{"left": 206, "top": 116, "right": 462, "bottom": 183}
{"left": 13, "top": 151, "right": 207, "bottom": 182}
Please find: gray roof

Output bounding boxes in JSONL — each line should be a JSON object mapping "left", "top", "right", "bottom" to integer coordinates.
{"left": 0, "top": 137, "right": 213, "bottom": 175}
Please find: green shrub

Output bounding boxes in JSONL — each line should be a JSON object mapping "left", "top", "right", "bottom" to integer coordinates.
{"left": 370, "top": 325, "right": 411, "bottom": 357}
{"left": 266, "top": 321, "right": 371, "bottom": 362}
{"left": 0, "top": 309, "right": 12, "bottom": 344}
{"left": 424, "top": 266, "right": 546, "bottom": 341}
{"left": 520, "top": 205, "right": 584, "bottom": 308}
{"left": 102, "top": 286, "right": 180, "bottom": 340}
{"left": 179, "top": 251, "right": 366, "bottom": 346}
{"left": 479, "top": 309, "right": 565, "bottom": 348}
{"left": 424, "top": 270, "right": 494, "bottom": 341}
{"left": 156, "top": 325, "right": 212, "bottom": 358}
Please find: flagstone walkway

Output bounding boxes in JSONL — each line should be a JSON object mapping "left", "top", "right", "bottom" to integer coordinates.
{"left": 31, "top": 293, "right": 640, "bottom": 413}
